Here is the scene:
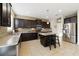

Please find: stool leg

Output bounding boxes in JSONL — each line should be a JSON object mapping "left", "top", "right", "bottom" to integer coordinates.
{"left": 54, "top": 43, "right": 56, "bottom": 48}
{"left": 54, "top": 40, "right": 56, "bottom": 48}
{"left": 57, "top": 39, "right": 60, "bottom": 46}
{"left": 48, "top": 37, "right": 52, "bottom": 50}
{"left": 49, "top": 38, "right": 51, "bottom": 50}
{"left": 49, "top": 44, "right": 51, "bottom": 50}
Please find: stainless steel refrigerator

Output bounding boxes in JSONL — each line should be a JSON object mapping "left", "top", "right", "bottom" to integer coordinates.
{"left": 64, "top": 23, "right": 76, "bottom": 44}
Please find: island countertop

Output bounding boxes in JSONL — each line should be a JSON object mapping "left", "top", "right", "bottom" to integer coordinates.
{"left": 39, "top": 32, "right": 56, "bottom": 36}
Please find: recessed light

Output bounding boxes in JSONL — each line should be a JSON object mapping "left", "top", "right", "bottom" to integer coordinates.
{"left": 58, "top": 9, "right": 62, "bottom": 13}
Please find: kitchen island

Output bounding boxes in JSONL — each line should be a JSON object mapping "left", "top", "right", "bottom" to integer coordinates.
{"left": 39, "top": 32, "right": 56, "bottom": 50}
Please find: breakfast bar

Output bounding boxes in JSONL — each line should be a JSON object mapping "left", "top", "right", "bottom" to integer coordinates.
{"left": 39, "top": 32, "right": 56, "bottom": 50}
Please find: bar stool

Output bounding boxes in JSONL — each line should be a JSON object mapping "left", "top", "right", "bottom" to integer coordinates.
{"left": 48, "top": 35, "right": 56, "bottom": 50}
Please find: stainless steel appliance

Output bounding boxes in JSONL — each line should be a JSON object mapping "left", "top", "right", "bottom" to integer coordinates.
{"left": 64, "top": 23, "right": 76, "bottom": 43}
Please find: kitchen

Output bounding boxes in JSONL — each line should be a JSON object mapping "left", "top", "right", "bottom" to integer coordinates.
{"left": 0, "top": 3, "right": 53, "bottom": 56}
{"left": 0, "top": 3, "right": 79, "bottom": 56}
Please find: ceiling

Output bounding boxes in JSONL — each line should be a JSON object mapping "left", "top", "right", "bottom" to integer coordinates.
{"left": 12, "top": 3, "right": 79, "bottom": 20}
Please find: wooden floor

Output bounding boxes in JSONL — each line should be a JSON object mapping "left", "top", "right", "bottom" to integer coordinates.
{"left": 19, "top": 39, "right": 79, "bottom": 56}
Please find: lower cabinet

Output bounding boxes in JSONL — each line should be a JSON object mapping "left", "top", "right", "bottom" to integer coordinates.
{"left": 39, "top": 34, "right": 56, "bottom": 47}
{"left": 21, "top": 33, "right": 38, "bottom": 42}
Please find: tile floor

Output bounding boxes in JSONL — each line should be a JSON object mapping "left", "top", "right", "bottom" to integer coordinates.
{"left": 19, "top": 39, "right": 79, "bottom": 56}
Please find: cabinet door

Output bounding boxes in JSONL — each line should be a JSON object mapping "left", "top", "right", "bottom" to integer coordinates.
{"left": 64, "top": 18, "right": 71, "bottom": 23}
{"left": 35, "top": 20, "right": 42, "bottom": 25}
{"left": 42, "top": 22, "right": 50, "bottom": 28}
{"left": 23, "top": 20, "right": 28, "bottom": 28}
{"left": 7, "top": 3, "right": 11, "bottom": 26}
{"left": 42, "top": 22, "right": 46, "bottom": 28}
{"left": 70, "top": 16, "right": 77, "bottom": 23}
{"left": 29, "top": 20, "right": 36, "bottom": 28}
{"left": 0, "top": 4, "right": 2, "bottom": 26}
{"left": 14, "top": 19, "right": 23, "bottom": 28}
{"left": 64, "top": 16, "right": 77, "bottom": 23}
{"left": 18, "top": 19, "right": 23, "bottom": 28}
{"left": 23, "top": 20, "right": 31, "bottom": 28}
{"left": 2, "top": 3, "right": 11, "bottom": 26}
{"left": 2, "top": 3, "right": 8, "bottom": 26}
{"left": 21, "top": 33, "right": 38, "bottom": 42}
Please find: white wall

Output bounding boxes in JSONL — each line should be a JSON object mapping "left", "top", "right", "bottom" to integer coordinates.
{"left": 50, "top": 15, "right": 64, "bottom": 45}
{"left": 77, "top": 11, "right": 79, "bottom": 45}
{"left": 50, "top": 17, "right": 57, "bottom": 34}
{"left": 56, "top": 16, "right": 64, "bottom": 45}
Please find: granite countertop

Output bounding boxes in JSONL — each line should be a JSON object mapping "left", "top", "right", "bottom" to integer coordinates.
{"left": 21, "top": 31, "right": 37, "bottom": 33}
{"left": 0, "top": 33, "right": 21, "bottom": 47}
{"left": 0, "top": 31, "right": 37, "bottom": 48}
{"left": 0, "top": 30, "right": 52, "bottom": 47}
{"left": 39, "top": 32, "right": 55, "bottom": 36}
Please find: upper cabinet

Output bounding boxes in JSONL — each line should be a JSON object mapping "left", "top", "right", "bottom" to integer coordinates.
{"left": 35, "top": 19, "right": 50, "bottom": 28}
{"left": 14, "top": 18, "right": 50, "bottom": 28}
{"left": 14, "top": 19, "right": 36, "bottom": 28}
{"left": 0, "top": 4, "right": 2, "bottom": 26}
{"left": 35, "top": 19, "right": 42, "bottom": 25}
{"left": 0, "top": 3, "right": 11, "bottom": 27}
{"left": 64, "top": 16, "right": 77, "bottom": 24}
{"left": 14, "top": 19, "right": 23, "bottom": 28}
{"left": 42, "top": 22, "right": 50, "bottom": 28}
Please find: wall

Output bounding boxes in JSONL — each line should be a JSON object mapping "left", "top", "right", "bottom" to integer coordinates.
{"left": 50, "top": 16, "right": 57, "bottom": 34}
{"left": 50, "top": 15, "right": 64, "bottom": 45}
{"left": 77, "top": 11, "right": 79, "bottom": 45}
{"left": 56, "top": 16, "right": 64, "bottom": 45}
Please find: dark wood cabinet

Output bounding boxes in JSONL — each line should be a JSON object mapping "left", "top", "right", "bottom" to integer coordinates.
{"left": 35, "top": 19, "right": 42, "bottom": 25}
{"left": 18, "top": 19, "right": 23, "bottom": 28}
{"left": 7, "top": 3, "right": 11, "bottom": 26}
{"left": 0, "top": 3, "right": 11, "bottom": 27}
{"left": 21, "top": 33, "right": 38, "bottom": 42}
{"left": 64, "top": 16, "right": 77, "bottom": 23}
{"left": 2, "top": 3, "right": 7, "bottom": 26}
{"left": 35, "top": 20, "right": 50, "bottom": 28}
{"left": 14, "top": 18, "right": 50, "bottom": 28}
{"left": 70, "top": 16, "right": 77, "bottom": 23}
{"left": 23, "top": 20, "right": 36, "bottom": 28}
{"left": 14, "top": 19, "right": 24, "bottom": 28}
{"left": 30, "top": 20, "right": 36, "bottom": 28}
{"left": 14, "top": 19, "right": 36, "bottom": 28}
{"left": 0, "top": 4, "right": 2, "bottom": 26}
{"left": 64, "top": 18, "right": 70, "bottom": 23}
{"left": 24, "top": 20, "right": 32, "bottom": 28}
{"left": 42, "top": 22, "right": 50, "bottom": 28}
{"left": 39, "top": 34, "right": 56, "bottom": 47}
